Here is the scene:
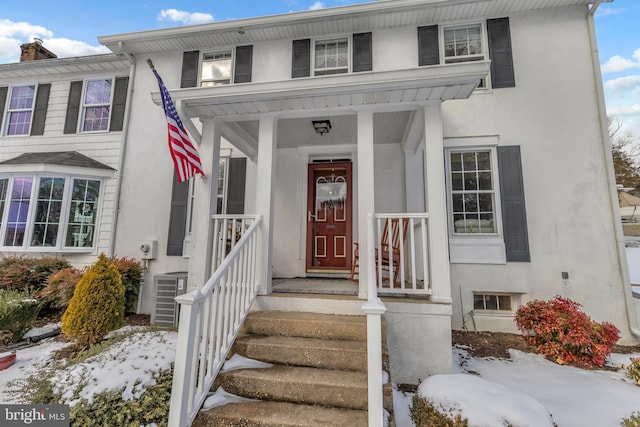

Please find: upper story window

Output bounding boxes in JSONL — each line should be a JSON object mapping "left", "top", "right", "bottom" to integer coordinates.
{"left": 314, "top": 38, "right": 349, "bottom": 76}
{"left": 447, "top": 149, "right": 497, "bottom": 234}
{"left": 292, "top": 33, "right": 372, "bottom": 79}
{"left": 418, "top": 17, "right": 515, "bottom": 89}
{"left": 81, "top": 79, "right": 113, "bottom": 132}
{"left": 201, "top": 51, "right": 233, "bottom": 87}
{"left": 443, "top": 24, "right": 484, "bottom": 64}
{"left": 0, "top": 174, "right": 102, "bottom": 250}
{"left": 63, "top": 77, "right": 128, "bottom": 135}
{"left": 4, "top": 85, "right": 36, "bottom": 136}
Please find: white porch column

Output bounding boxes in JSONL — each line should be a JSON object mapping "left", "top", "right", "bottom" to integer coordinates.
{"left": 423, "top": 103, "right": 452, "bottom": 303}
{"left": 255, "top": 115, "right": 277, "bottom": 295}
{"left": 187, "top": 118, "right": 222, "bottom": 290}
{"left": 357, "top": 110, "right": 375, "bottom": 299}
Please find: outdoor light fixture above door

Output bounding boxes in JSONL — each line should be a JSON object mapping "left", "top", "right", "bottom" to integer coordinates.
{"left": 312, "top": 120, "right": 331, "bottom": 136}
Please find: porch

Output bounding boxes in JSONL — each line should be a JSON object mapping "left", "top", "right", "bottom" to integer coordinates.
{"left": 158, "top": 61, "right": 487, "bottom": 427}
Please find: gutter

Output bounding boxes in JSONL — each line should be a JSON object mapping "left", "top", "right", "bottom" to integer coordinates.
{"left": 587, "top": 0, "right": 640, "bottom": 339}
{"left": 109, "top": 41, "right": 137, "bottom": 256}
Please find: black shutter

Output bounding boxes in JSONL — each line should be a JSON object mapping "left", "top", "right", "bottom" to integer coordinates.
{"left": 226, "top": 158, "right": 246, "bottom": 214}
{"left": 234, "top": 45, "right": 253, "bottom": 83}
{"left": 353, "top": 32, "right": 372, "bottom": 72}
{"left": 181, "top": 51, "right": 200, "bottom": 88}
{"left": 109, "top": 77, "right": 128, "bottom": 132}
{"left": 31, "top": 83, "right": 50, "bottom": 136}
{"left": 166, "top": 52, "right": 200, "bottom": 256}
{"left": 487, "top": 18, "right": 515, "bottom": 88}
{"left": 166, "top": 172, "right": 190, "bottom": 256}
{"left": 0, "top": 87, "right": 7, "bottom": 129}
{"left": 64, "top": 81, "right": 83, "bottom": 134}
{"left": 292, "top": 39, "right": 311, "bottom": 78}
{"left": 418, "top": 25, "right": 439, "bottom": 66}
{"left": 498, "top": 146, "right": 530, "bottom": 262}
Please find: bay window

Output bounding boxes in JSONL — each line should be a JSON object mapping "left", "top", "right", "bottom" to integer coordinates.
{"left": 0, "top": 175, "right": 101, "bottom": 250}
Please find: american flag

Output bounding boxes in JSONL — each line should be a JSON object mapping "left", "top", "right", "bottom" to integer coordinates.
{"left": 152, "top": 69, "right": 204, "bottom": 182}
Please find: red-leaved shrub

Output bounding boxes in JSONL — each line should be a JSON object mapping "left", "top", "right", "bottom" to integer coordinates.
{"left": 515, "top": 296, "right": 620, "bottom": 367}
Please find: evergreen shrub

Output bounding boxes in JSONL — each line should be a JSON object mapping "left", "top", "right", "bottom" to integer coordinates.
{"left": 61, "top": 254, "right": 125, "bottom": 347}
{"left": 108, "top": 256, "right": 143, "bottom": 313}
{"left": 625, "top": 357, "right": 640, "bottom": 386}
{"left": 515, "top": 295, "right": 620, "bottom": 367}
{"left": 0, "top": 289, "right": 40, "bottom": 342}
{"left": 410, "top": 395, "right": 468, "bottom": 427}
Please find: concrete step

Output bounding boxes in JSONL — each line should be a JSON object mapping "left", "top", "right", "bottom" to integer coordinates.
{"left": 234, "top": 334, "right": 368, "bottom": 371}
{"left": 218, "top": 365, "right": 371, "bottom": 410}
{"left": 192, "top": 401, "right": 368, "bottom": 427}
{"left": 241, "top": 311, "right": 369, "bottom": 341}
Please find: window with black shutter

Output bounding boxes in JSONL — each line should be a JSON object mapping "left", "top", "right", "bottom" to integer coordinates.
{"left": 487, "top": 18, "right": 516, "bottom": 88}
{"left": 497, "top": 146, "right": 529, "bottom": 261}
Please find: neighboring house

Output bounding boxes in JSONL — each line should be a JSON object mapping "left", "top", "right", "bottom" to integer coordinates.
{"left": 0, "top": 40, "right": 131, "bottom": 267}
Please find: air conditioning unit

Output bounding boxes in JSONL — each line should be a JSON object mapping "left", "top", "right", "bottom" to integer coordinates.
{"left": 152, "top": 272, "right": 188, "bottom": 329}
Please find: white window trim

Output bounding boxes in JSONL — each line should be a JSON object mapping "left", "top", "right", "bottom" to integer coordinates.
{"left": 444, "top": 136, "right": 505, "bottom": 264}
{"left": 0, "top": 172, "right": 105, "bottom": 253}
{"left": 183, "top": 149, "right": 232, "bottom": 258}
{"left": 79, "top": 77, "right": 115, "bottom": 133}
{"left": 439, "top": 21, "right": 490, "bottom": 90}
{"left": 3, "top": 84, "right": 37, "bottom": 137}
{"left": 200, "top": 49, "right": 235, "bottom": 87}
{"left": 312, "top": 35, "right": 351, "bottom": 77}
{"left": 473, "top": 292, "right": 515, "bottom": 313}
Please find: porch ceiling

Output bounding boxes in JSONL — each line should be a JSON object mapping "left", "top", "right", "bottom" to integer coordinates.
{"left": 100, "top": 0, "right": 596, "bottom": 56}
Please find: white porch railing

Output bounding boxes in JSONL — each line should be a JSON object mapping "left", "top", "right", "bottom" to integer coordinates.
{"left": 373, "top": 213, "right": 431, "bottom": 296}
{"left": 363, "top": 213, "right": 430, "bottom": 427}
{"left": 210, "top": 215, "right": 258, "bottom": 273}
{"left": 168, "top": 215, "right": 262, "bottom": 427}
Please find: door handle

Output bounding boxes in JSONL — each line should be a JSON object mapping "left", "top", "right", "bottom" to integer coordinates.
{"left": 308, "top": 211, "right": 316, "bottom": 222}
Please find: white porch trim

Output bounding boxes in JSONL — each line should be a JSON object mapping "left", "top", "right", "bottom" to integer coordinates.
{"left": 422, "top": 103, "right": 452, "bottom": 303}
{"left": 255, "top": 115, "right": 278, "bottom": 295}
{"left": 356, "top": 110, "right": 375, "bottom": 299}
{"left": 187, "top": 118, "right": 222, "bottom": 290}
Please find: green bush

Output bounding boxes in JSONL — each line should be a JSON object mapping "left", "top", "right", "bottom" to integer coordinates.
{"left": 36, "top": 267, "right": 85, "bottom": 311}
{"left": 514, "top": 296, "right": 620, "bottom": 367}
{"left": 625, "top": 357, "right": 640, "bottom": 386}
{"left": 0, "top": 289, "right": 40, "bottom": 342}
{"left": 0, "top": 256, "right": 71, "bottom": 293}
{"left": 62, "top": 254, "right": 125, "bottom": 347}
{"left": 622, "top": 411, "right": 640, "bottom": 427}
{"left": 70, "top": 370, "right": 172, "bottom": 427}
{"left": 411, "top": 395, "right": 469, "bottom": 427}
{"left": 108, "top": 256, "right": 143, "bottom": 313}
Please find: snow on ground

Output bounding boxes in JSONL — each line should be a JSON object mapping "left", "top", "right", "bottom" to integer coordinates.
{"left": 0, "top": 339, "right": 71, "bottom": 403}
{"left": 1, "top": 327, "right": 177, "bottom": 407}
{"left": 2, "top": 325, "right": 640, "bottom": 426}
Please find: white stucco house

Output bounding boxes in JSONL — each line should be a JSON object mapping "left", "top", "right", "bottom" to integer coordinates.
{"left": 1, "top": 0, "right": 639, "bottom": 424}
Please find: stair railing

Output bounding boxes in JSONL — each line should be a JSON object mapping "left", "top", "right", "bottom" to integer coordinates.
{"left": 362, "top": 213, "right": 387, "bottom": 427}
{"left": 168, "top": 215, "right": 262, "bottom": 427}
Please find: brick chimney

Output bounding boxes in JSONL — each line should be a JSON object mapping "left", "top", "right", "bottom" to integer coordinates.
{"left": 20, "top": 38, "right": 57, "bottom": 62}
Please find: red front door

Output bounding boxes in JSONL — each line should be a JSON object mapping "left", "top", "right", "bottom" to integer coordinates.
{"left": 306, "top": 162, "right": 353, "bottom": 273}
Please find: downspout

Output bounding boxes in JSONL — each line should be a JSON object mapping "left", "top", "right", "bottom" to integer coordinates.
{"left": 587, "top": 0, "right": 640, "bottom": 338}
{"left": 109, "top": 41, "right": 137, "bottom": 256}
